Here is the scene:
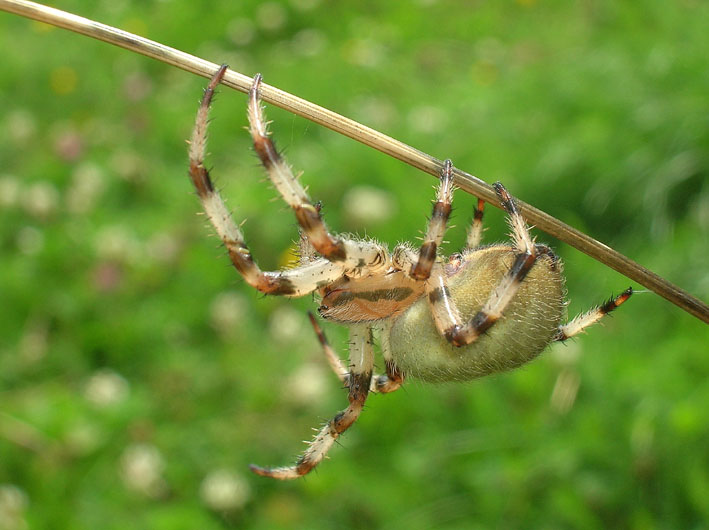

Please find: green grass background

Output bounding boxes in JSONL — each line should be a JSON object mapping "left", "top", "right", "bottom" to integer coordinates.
{"left": 1, "top": 0, "right": 708, "bottom": 528}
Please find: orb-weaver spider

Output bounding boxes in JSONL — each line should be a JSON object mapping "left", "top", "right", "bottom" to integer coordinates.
{"left": 188, "top": 65, "right": 631, "bottom": 480}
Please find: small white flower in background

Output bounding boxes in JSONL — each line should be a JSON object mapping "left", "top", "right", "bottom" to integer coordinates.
{"left": 256, "top": 3, "right": 287, "bottom": 32}
{"left": 200, "top": 469, "right": 251, "bottom": 512}
{"left": 145, "top": 232, "right": 180, "bottom": 265}
{"left": 67, "top": 163, "right": 106, "bottom": 215}
{"left": 342, "top": 186, "right": 397, "bottom": 227}
{"left": 351, "top": 96, "right": 397, "bottom": 129}
{"left": 7, "top": 109, "right": 37, "bottom": 145}
{"left": 227, "top": 18, "right": 255, "bottom": 46}
{"left": 292, "top": 29, "right": 326, "bottom": 57}
{"left": 284, "top": 362, "right": 331, "bottom": 406}
{"left": 0, "top": 175, "right": 20, "bottom": 209}
{"left": 109, "top": 149, "right": 145, "bottom": 183}
{"left": 268, "top": 306, "right": 308, "bottom": 344}
{"left": 210, "top": 291, "right": 248, "bottom": 337}
{"left": 0, "top": 484, "right": 28, "bottom": 530}
{"left": 84, "top": 369, "right": 129, "bottom": 407}
{"left": 119, "top": 443, "right": 167, "bottom": 498}
{"left": 345, "top": 38, "right": 385, "bottom": 68}
{"left": 407, "top": 105, "right": 447, "bottom": 135}
{"left": 23, "top": 181, "right": 59, "bottom": 220}
{"left": 94, "top": 225, "right": 142, "bottom": 264}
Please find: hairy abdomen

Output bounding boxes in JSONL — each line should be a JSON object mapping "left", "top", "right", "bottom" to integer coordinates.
{"left": 389, "top": 246, "right": 565, "bottom": 382}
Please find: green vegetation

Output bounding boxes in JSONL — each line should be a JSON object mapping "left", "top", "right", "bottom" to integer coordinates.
{"left": 1, "top": 1, "right": 708, "bottom": 528}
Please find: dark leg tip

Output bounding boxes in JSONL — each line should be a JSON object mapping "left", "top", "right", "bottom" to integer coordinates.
{"left": 249, "top": 464, "right": 272, "bottom": 477}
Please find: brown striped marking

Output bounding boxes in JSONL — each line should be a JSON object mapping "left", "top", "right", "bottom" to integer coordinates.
{"left": 248, "top": 74, "right": 346, "bottom": 262}
{"left": 410, "top": 241, "right": 438, "bottom": 280}
{"left": 294, "top": 205, "right": 347, "bottom": 261}
{"left": 409, "top": 159, "right": 454, "bottom": 281}
{"left": 442, "top": 251, "right": 538, "bottom": 347}
{"left": 444, "top": 310, "right": 498, "bottom": 347}
{"left": 187, "top": 64, "right": 227, "bottom": 197}
{"left": 428, "top": 284, "right": 452, "bottom": 304}
{"left": 188, "top": 163, "right": 214, "bottom": 197}
{"left": 473, "top": 198, "right": 485, "bottom": 222}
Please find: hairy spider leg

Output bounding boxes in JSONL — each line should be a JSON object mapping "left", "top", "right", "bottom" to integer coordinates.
{"left": 555, "top": 288, "right": 633, "bottom": 341}
{"left": 410, "top": 159, "right": 455, "bottom": 281}
{"left": 307, "top": 312, "right": 349, "bottom": 384}
{"left": 375, "top": 321, "right": 405, "bottom": 393}
{"left": 250, "top": 324, "right": 375, "bottom": 480}
{"left": 427, "top": 182, "right": 540, "bottom": 346}
{"left": 465, "top": 197, "right": 486, "bottom": 250}
{"left": 247, "top": 74, "right": 389, "bottom": 275}
{"left": 307, "top": 313, "right": 404, "bottom": 393}
{"left": 188, "top": 65, "right": 345, "bottom": 296}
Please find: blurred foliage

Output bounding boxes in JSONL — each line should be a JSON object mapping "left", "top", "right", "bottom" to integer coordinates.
{"left": 1, "top": 0, "right": 708, "bottom": 528}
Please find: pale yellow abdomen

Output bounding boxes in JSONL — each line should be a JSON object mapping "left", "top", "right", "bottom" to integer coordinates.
{"left": 389, "top": 246, "right": 565, "bottom": 382}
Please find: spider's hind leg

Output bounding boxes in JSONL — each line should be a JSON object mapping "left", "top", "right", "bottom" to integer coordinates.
{"left": 250, "top": 324, "right": 374, "bottom": 480}
{"left": 555, "top": 288, "right": 633, "bottom": 341}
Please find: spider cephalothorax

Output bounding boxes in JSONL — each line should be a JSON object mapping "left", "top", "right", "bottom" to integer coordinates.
{"left": 188, "top": 65, "right": 632, "bottom": 480}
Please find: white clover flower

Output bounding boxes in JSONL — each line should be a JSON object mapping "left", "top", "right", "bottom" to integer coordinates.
{"left": 200, "top": 469, "right": 251, "bottom": 512}
{"left": 119, "top": 443, "right": 167, "bottom": 498}
{"left": 85, "top": 369, "right": 129, "bottom": 407}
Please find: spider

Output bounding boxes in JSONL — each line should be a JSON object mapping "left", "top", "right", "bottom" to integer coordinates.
{"left": 188, "top": 65, "right": 632, "bottom": 480}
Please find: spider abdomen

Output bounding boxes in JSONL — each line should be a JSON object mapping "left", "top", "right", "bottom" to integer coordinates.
{"left": 388, "top": 246, "right": 565, "bottom": 382}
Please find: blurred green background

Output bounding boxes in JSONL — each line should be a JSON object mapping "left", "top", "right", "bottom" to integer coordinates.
{"left": 1, "top": 0, "right": 708, "bottom": 528}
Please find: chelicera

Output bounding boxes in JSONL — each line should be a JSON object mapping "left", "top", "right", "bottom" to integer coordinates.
{"left": 188, "top": 65, "right": 632, "bottom": 480}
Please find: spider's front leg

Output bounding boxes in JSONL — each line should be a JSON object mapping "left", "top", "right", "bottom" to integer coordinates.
{"left": 464, "top": 197, "right": 486, "bottom": 250}
{"left": 188, "top": 66, "right": 346, "bottom": 297}
{"left": 409, "top": 159, "right": 455, "bottom": 281}
{"left": 250, "top": 324, "right": 374, "bottom": 480}
{"left": 247, "top": 74, "right": 389, "bottom": 276}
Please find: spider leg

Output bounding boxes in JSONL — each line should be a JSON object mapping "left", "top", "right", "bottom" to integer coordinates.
{"left": 427, "top": 182, "right": 539, "bottom": 347}
{"left": 464, "top": 198, "right": 486, "bottom": 250}
{"left": 250, "top": 324, "right": 374, "bottom": 480}
{"left": 307, "top": 313, "right": 404, "bottom": 393}
{"left": 375, "top": 321, "right": 405, "bottom": 393}
{"left": 307, "top": 312, "right": 348, "bottom": 384}
{"left": 555, "top": 288, "right": 633, "bottom": 341}
{"left": 188, "top": 66, "right": 346, "bottom": 296}
{"left": 248, "top": 75, "right": 388, "bottom": 275}
{"left": 409, "top": 159, "right": 455, "bottom": 281}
